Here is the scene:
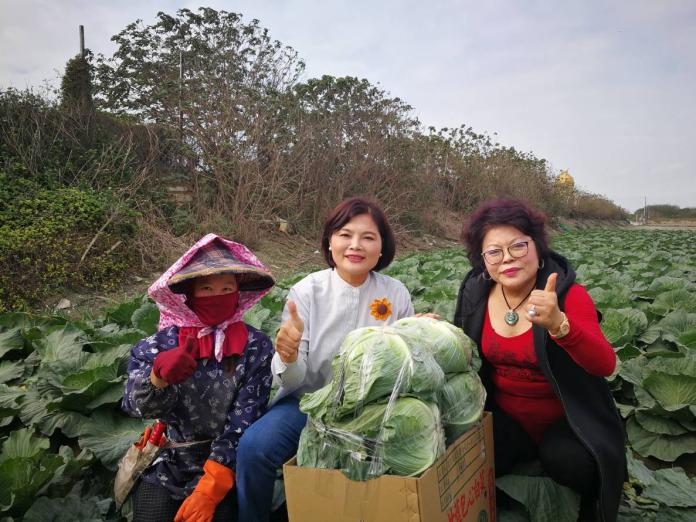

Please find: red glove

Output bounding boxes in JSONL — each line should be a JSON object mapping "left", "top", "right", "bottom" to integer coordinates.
{"left": 153, "top": 338, "right": 196, "bottom": 385}
{"left": 174, "top": 460, "right": 235, "bottom": 522}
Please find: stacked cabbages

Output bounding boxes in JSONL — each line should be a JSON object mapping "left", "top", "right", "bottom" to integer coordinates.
{"left": 297, "top": 317, "right": 486, "bottom": 480}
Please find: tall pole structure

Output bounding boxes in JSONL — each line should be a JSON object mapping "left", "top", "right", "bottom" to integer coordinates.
{"left": 79, "top": 25, "right": 85, "bottom": 57}
{"left": 179, "top": 50, "right": 184, "bottom": 146}
{"left": 644, "top": 196, "right": 648, "bottom": 225}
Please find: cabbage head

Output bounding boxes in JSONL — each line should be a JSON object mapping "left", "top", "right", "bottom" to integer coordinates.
{"left": 391, "top": 317, "right": 474, "bottom": 373}
{"left": 438, "top": 371, "right": 487, "bottom": 444}
{"left": 300, "top": 323, "right": 448, "bottom": 420}
{"left": 331, "top": 327, "right": 413, "bottom": 419}
{"left": 333, "top": 397, "right": 445, "bottom": 479}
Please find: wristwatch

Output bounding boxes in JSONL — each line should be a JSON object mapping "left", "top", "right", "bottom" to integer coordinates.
{"left": 550, "top": 312, "right": 570, "bottom": 339}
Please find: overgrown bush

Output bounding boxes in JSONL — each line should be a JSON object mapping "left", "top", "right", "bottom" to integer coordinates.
{"left": 0, "top": 170, "right": 138, "bottom": 311}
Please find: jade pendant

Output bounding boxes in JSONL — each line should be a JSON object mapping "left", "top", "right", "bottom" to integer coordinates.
{"left": 504, "top": 310, "right": 519, "bottom": 326}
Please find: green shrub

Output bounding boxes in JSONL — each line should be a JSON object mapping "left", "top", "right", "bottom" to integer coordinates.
{"left": 0, "top": 171, "right": 138, "bottom": 311}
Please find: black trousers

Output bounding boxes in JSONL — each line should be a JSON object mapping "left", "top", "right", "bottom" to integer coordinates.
{"left": 492, "top": 409, "right": 598, "bottom": 499}
{"left": 132, "top": 479, "right": 237, "bottom": 522}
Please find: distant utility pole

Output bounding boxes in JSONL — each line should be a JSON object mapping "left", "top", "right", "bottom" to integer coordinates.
{"left": 79, "top": 25, "right": 85, "bottom": 57}
{"left": 644, "top": 196, "right": 648, "bottom": 225}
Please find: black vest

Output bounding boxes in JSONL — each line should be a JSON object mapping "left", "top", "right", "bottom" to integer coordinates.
{"left": 454, "top": 251, "right": 626, "bottom": 522}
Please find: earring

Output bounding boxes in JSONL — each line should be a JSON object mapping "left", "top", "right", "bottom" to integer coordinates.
{"left": 328, "top": 246, "right": 332, "bottom": 251}
{"left": 538, "top": 259, "right": 545, "bottom": 270}
{"left": 379, "top": 253, "right": 383, "bottom": 257}
{"left": 482, "top": 271, "right": 491, "bottom": 281}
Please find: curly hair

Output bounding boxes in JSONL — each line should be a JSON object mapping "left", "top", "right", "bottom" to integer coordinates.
{"left": 461, "top": 198, "right": 550, "bottom": 272}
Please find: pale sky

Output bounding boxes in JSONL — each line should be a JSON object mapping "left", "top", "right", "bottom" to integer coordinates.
{"left": 1, "top": 0, "right": 694, "bottom": 212}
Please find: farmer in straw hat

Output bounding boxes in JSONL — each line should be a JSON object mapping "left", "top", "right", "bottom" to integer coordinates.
{"left": 122, "top": 233, "right": 275, "bottom": 522}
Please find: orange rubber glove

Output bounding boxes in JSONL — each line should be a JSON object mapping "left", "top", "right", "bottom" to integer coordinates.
{"left": 174, "top": 460, "right": 235, "bottom": 522}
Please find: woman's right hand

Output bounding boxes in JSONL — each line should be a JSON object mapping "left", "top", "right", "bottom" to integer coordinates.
{"left": 151, "top": 338, "right": 197, "bottom": 386}
{"left": 275, "top": 300, "right": 304, "bottom": 364}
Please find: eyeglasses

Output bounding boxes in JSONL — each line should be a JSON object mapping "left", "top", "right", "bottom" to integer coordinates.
{"left": 481, "top": 241, "right": 529, "bottom": 265}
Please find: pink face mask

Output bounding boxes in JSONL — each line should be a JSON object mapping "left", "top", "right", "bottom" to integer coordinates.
{"left": 187, "top": 292, "right": 240, "bottom": 326}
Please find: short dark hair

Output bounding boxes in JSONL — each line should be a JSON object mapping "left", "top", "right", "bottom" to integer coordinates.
{"left": 461, "top": 198, "right": 550, "bottom": 272}
{"left": 321, "top": 197, "right": 395, "bottom": 271}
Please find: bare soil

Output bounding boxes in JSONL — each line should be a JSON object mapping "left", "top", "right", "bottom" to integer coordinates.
{"left": 48, "top": 229, "right": 461, "bottom": 318}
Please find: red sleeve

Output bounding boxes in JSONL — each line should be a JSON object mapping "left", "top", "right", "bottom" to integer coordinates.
{"left": 553, "top": 284, "right": 616, "bottom": 377}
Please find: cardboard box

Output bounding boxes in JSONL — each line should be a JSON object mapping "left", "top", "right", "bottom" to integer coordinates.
{"left": 284, "top": 412, "right": 495, "bottom": 522}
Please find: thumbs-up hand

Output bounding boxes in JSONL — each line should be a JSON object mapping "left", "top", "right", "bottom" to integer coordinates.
{"left": 152, "top": 337, "right": 197, "bottom": 386}
{"left": 275, "top": 300, "right": 304, "bottom": 364}
{"left": 526, "top": 273, "right": 564, "bottom": 331}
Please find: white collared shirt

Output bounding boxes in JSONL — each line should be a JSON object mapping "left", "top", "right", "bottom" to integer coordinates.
{"left": 270, "top": 268, "right": 414, "bottom": 405}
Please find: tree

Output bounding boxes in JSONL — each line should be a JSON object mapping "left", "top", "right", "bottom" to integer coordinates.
{"left": 94, "top": 8, "right": 304, "bottom": 123}
{"left": 286, "top": 75, "right": 421, "bottom": 228}
{"left": 94, "top": 8, "right": 305, "bottom": 241}
{"left": 61, "top": 53, "right": 94, "bottom": 113}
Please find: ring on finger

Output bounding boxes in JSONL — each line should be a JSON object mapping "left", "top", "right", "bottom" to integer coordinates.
{"left": 528, "top": 305, "right": 537, "bottom": 317}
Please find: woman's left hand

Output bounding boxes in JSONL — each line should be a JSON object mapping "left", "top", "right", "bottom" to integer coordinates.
{"left": 526, "top": 273, "right": 564, "bottom": 332}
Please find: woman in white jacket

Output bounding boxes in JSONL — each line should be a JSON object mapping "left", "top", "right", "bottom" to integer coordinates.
{"left": 235, "top": 197, "right": 414, "bottom": 522}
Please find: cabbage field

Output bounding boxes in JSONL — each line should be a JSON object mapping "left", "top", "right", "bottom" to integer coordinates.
{"left": 1, "top": 228, "right": 695, "bottom": 521}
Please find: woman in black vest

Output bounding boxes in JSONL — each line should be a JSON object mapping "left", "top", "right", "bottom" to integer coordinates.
{"left": 453, "top": 199, "right": 625, "bottom": 522}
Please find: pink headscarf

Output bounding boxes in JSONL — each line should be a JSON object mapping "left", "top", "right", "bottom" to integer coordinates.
{"left": 148, "top": 233, "right": 273, "bottom": 361}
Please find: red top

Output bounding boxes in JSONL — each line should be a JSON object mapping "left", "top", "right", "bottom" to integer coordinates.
{"left": 481, "top": 283, "right": 616, "bottom": 442}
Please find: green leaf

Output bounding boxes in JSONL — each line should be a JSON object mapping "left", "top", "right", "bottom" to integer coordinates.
{"left": 0, "top": 361, "right": 23, "bottom": 384}
{"left": 89, "top": 324, "right": 144, "bottom": 349}
{"left": 588, "top": 286, "right": 634, "bottom": 310}
{"left": 78, "top": 412, "right": 148, "bottom": 470}
{"left": 31, "top": 326, "right": 85, "bottom": 364}
{"left": 646, "top": 353, "right": 696, "bottom": 378}
{"left": 655, "top": 508, "right": 696, "bottom": 522}
{"left": 644, "top": 339, "right": 681, "bottom": 356}
{"left": 657, "top": 311, "right": 696, "bottom": 340}
{"left": 497, "top": 504, "right": 531, "bottom": 522}
{"left": 37, "top": 410, "right": 90, "bottom": 438}
{"left": 601, "top": 308, "right": 647, "bottom": 347}
{"left": 61, "top": 362, "right": 120, "bottom": 390}
{"left": 0, "top": 452, "right": 66, "bottom": 516}
{"left": 677, "top": 328, "right": 696, "bottom": 349}
{"left": 643, "top": 372, "right": 696, "bottom": 411}
{"left": 616, "top": 345, "right": 642, "bottom": 361}
{"left": 85, "top": 382, "right": 126, "bottom": 409}
{"left": 651, "top": 290, "right": 696, "bottom": 316}
{"left": 619, "top": 356, "right": 647, "bottom": 385}
{"left": 0, "top": 328, "right": 23, "bottom": 358}
{"left": 18, "top": 388, "right": 50, "bottom": 426}
{"left": 87, "top": 343, "right": 132, "bottom": 374}
{"left": 496, "top": 474, "right": 580, "bottom": 522}
{"left": 625, "top": 450, "right": 654, "bottom": 487}
{"left": 0, "top": 428, "right": 49, "bottom": 462}
{"left": 627, "top": 416, "right": 696, "bottom": 462}
{"left": 647, "top": 276, "right": 696, "bottom": 297}
{"left": 244, "top": 306, "right": 271, "bottom": 330}
{"left": 644, "top": 468, "right": 696, "bottom": 507}
{"left": 635, "top": 411, "right": 689, "bottom": 436}
{"left": 104, "top": 297, "right": 145, "bottom": 327}
{"left": 0, "top": 384, "right": 22, "bottom": 418}
{"left": 24, "top": 493, "right": 112, "bottom": 522}
{"left": 615, "top": 402, "right": 635, "bottom": 418}
{"left": 131, "top": 300, "right": 159, "bottom": 334}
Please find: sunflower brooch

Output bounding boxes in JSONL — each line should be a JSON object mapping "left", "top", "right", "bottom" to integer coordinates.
{"left": 369, "top": 297, "right": 392, "bottom": 321}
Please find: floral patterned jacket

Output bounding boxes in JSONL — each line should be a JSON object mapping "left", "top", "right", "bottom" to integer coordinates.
{"left": 122, "top": 324, "right": 273, "bottom": 498}
{"left": 121, "top": 234, "right": 275, "bottom": 499}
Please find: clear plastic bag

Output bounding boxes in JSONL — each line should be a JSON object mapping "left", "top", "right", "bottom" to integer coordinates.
{"left": 298, "top": 317, "right": 483, "bottom": 481}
